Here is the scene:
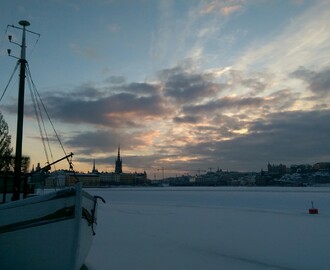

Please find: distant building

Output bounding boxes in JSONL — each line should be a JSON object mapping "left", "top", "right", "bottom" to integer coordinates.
{"left": 44, "top": 170, "right": 70, "bottom": 187}
{"left": 267, "top": 163, "right": 287, "bottom": 175}
{"left": 313, "top": 162, "right": 330, "bottom": 171}
{"left": 66, "top": 172, "right": 100, "bottom": 187}
{"left": 290, "top": 164, "right": 312, "bottom": 173}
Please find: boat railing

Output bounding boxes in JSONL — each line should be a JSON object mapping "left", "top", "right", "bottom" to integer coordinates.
{"left": 0, "top": 172, "right": 33, "bottom": 203}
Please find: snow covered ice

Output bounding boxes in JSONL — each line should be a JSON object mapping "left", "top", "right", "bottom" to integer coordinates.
{"left": 84, "top": 187, "right": 330, "bottom": 269}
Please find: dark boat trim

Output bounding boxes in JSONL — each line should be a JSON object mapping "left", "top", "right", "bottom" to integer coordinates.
{"left": 0, "top": 206, "right": 75, "bottom": 233}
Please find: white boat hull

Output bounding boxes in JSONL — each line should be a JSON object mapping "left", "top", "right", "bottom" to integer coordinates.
{"left": 0, "top": 183, "right": 99, "bottom": 270}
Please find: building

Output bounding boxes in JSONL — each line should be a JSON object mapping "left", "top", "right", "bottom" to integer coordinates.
{"left": 45, "top": 146, "right": 147, "bottom": 187}
{"left": 267, "top": 163, "right": 287, "bottom": 175}
{"left": 313, "top": 162, "right": 330, "bottom": 171}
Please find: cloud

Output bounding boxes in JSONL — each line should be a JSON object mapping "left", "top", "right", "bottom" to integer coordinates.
{"left": 5, "top": 63, "right": 301, "bottom": 137}
{"left": 150, "top": 0, "right": 223, "bottom": 71}
{"left": 70, "top": 43, "right": 99, "bottom": 59}
{"left": 106, "top": 23, "right": 120, "bottom": 33}
{"left": 50, "top": 93, "right": 166, "bottom": 127}
{"left": 115, "top": 82, "right": 161, "bottom": 95}
{"left": 173, "top": 115, "right": 201, "bottom": 124}
{"left": 180, "top": 87, "right": 296, "bottom": 118}
{"left": 182, "top": 96, "right": 266, "bottom": 115}
{"left": 234, "top": 1, "right": 330, "bottom": 73}
{"left": 4, "top": 57, "right": 328, "bottom": 174}
{"left": 73, "top": 83, "right": 105, "bottom": 99}
{"left": 200, "top": 0, "right": 245, "bottom": 16}
{"left": 104, "top": 75, "right": 126, "bottom": 85}
{"left": 291, "top": 66, "right": 330, "bottom": 97}
{"left": 159, "top": 66, "right": 221, "bottom": 103}
{"left": 21, "top": 81, "right": 168, "bottom": 129}
{"left": 66, "top": 128, "right": 162, "bottom": 172}
{"left": 66, "top": 130, "right": 121, "bottom": 154}
{"left": 72, "top": 99, "right": 330, "bottom": 174}
{"left": 143, "top": 109, "right": 330, "bottom": 172}
{"left": 65, "top": 129, "right": 144, "bottom": 155}
{"left": 174, "top": 109, "right": 330, "bottom": 171}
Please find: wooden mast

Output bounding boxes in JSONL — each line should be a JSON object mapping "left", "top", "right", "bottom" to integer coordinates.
{"left": 12, "top": 20, "right": 29, "bottom": 201}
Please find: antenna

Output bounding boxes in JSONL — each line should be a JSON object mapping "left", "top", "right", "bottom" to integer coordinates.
{"left": 7, "top": 20, "right": 40, "bottom": 60}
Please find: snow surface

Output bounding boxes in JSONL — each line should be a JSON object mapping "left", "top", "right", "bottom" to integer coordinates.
{"left": 84, "top": 187, "right": 330, "bottom": 270}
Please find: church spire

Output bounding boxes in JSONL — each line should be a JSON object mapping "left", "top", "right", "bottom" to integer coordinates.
{"left": 115, "top": 146, "right": 122, "bottom": 174}
{"left": 92, "top": 159, "right": 98, "bottom": 173}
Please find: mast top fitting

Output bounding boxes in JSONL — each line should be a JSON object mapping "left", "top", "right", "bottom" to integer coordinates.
{"left": 19, "top": 20, "right": 30, "bottom": 27}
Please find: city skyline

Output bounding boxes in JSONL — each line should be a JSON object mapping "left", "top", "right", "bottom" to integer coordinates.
{"left": 81, "top": 150, "right": 329, "bottom": 179}
{"left": 0, "top": 0, "right": 330, "bottom": 177}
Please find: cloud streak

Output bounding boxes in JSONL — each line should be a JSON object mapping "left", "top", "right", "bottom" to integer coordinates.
{"left": 200, "top": 0, "right": 245, "bottom": 16}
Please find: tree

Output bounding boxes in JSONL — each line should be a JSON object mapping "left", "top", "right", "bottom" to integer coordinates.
{"left": 21, "top": 156, "right": 30, "bottom": 173}
{"left": 0, "top": 112, "right": 13, "bottom": 172}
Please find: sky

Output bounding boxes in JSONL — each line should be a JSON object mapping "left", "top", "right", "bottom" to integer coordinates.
{"left": 0, "top": 0, "right": 330, "bottom": 178}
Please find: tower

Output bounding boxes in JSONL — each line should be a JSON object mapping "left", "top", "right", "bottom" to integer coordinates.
{"left": 92, "top": 159, "right": 98, "bottom": 173}
{"left": 115, "top": 146, "right": 122, "bottom": 174}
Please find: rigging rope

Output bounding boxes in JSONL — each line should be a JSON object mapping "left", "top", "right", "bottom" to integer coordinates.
{"left": 0, "top": 25, "right": 9, "bottom": 58}
{"left": 26, "top": 64, "right": 71, "bottom": 189}
{"left": 29, "top": 33, "right": 40, "bottom": 57}
{"left": 26, "top": 64, "right": 69, "bottom": 163}
{"left": 27, "top": 72, "right": 50, "bottom": 164}
{"left": 0, "top": 62, "right": 19, "bottom": 104}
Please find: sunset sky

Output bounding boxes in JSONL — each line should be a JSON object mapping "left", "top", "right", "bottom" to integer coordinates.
{"left": 0, "top": 0, "right": 330, "bottom": 177}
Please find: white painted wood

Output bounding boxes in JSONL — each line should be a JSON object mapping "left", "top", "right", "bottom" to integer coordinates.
{"left": 0, "top": 183, "right": 97, "bottom": 270}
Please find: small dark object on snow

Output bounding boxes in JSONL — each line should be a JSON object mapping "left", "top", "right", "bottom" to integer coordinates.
{"left": 309, "top": 201, "right": 318, "bottom": 214}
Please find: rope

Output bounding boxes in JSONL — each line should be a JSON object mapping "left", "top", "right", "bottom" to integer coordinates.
{"left": 27, "top": 72, "right": 50, "bottom": 164}
{"left": 27, "top": 66, "right": 54, "bottom": 164}
{"left": 26, "top": 63, "right": 71, "bottom": 172}
{"left": 29, "top": 31, "right": 41, "bottom": 57}
{"left": 27, "top": 65, "right": 70, "bottom": 158}
{"left": 0, "top": 25, "right": 9, "bottom": 57}
{"left": 0, "top": 62, "right": 19, "bottom": 104}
